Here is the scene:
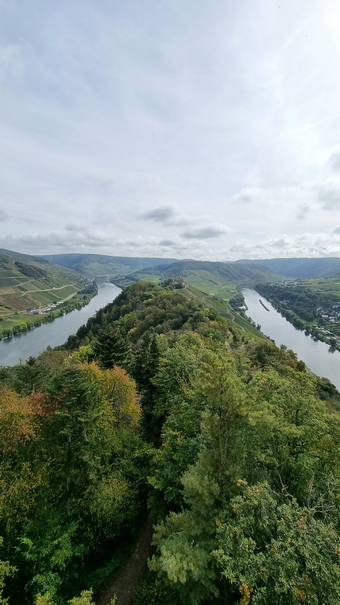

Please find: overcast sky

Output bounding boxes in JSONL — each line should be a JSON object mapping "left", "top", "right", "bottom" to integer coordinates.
{"left": 1, "top": 0, "right": 340, "bottom": 260}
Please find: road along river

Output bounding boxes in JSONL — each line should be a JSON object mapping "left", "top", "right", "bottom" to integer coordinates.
{"left": 242, "top": 289, "right": 340, "bottom": 391}
{"left": 0, "top": 282, "right": 121, "bottom": 367}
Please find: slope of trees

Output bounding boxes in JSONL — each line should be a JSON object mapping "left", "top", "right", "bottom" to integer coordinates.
{"left": 0, "top": 282, "right": 339, "bottom": 604}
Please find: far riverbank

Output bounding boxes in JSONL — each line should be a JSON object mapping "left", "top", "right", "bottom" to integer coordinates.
{"left": 242, "top": 288, "right": 340, "bottom": 391}
{"left": 0, "top": 283, "right": 121, "bottom": 367}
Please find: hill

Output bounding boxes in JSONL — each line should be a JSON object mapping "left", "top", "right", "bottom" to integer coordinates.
{"left": 0, "top": 251, "right": 94, "bottom": 339}
{"left": 120, "top": 260, "right": 281, "bottom": 299}
{"left": 236, "top": 257, "right": 340, "bottom": 278}
{"left": 1, "top": 282, "right": 338, "bottom": 603}
{"left": 39, "top": 253, "right": 179, "bottom": 276}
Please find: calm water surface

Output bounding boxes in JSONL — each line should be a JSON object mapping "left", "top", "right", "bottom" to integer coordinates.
{"left": 0, "top": 282, "right": 121, "bottom": 366}
{"left": 242, "top": 289, "right": 340, "bottom": 391}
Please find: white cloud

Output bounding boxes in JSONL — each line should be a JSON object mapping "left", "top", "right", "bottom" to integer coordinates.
{"left": 0, "top": 0, "right": 340, "bottom": 260}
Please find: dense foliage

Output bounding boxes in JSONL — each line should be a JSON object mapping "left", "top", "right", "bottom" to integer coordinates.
{"left": 0, "top": 282, "right": 339, "bottom": 604}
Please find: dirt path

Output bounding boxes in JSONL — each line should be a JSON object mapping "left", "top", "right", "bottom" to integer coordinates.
{"left": 96, "top": 517, "right": 154, "bottom": 605}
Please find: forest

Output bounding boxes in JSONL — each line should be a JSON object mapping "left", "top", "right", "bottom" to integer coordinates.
{"left": 0, "top": 282, "right": 339, "bottom": 604}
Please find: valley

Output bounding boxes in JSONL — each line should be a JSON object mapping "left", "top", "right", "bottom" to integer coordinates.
{"left": 0, "top": 251, "right": 96, "bottom": 339}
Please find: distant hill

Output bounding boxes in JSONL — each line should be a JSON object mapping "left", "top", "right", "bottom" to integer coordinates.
{"left": 0, "top": 248, "right": 49, "bottom": 265}
{"left": 236, "top": 257, "right": 340, "bottom": 279}
{"left": 123, "top": 260, "right": 281, "bottom": 300}
{"left": 39, "top": 253, "right": 179, "bottom": 276}
{"left": 156, "top": 260, "right": 280, "bottom": 282}
{"left": 0, "top": 250, "right": 85, "bottom": 318}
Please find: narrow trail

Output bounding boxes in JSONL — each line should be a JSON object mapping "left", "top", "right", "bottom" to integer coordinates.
{"left": 96, "top": 517, "right": 154, "bottom": 605}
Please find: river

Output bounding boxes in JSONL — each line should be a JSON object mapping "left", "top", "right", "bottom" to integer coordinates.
{"left": 0, "top": 282, "right": 121, "bottom": 367}
{"left": 242, "top": 289, "right": 340, "bottom": 390}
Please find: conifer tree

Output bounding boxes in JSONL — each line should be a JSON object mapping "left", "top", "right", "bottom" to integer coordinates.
{"left": 93, "top": 324, "right": 133, "bottom": 371}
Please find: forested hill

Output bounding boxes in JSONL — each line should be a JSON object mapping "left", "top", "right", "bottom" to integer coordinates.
{"left": 159, "top": 259, "right": 280, "bottom": 281}
{"left": 1, "top": 281, "right": 339, "bottom": 604}
{"left": 40, "top": 253, "right": 179, "bottom": 276}
{"left": 0, "top": 248, "right": 50, "bottom": 265}
{"left": 124, "top": 259, "right": 281, "bottom": 288}
{"left": 237, "top": 256, "right": 340, "bottom": 278}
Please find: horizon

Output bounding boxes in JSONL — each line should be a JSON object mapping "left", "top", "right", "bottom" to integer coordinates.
{"left": 2, "top": 246, "right": 340, "bottom": 264}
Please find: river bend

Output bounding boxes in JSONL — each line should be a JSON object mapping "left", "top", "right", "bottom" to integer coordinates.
{"left": 242, "top": 289, "right": 340, "bottom": 391}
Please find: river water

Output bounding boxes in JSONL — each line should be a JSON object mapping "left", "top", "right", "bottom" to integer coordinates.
{"left": 242, "top": 289, "right": 340, "bottom": 390}
{"left": 0, "top": 282, "right": 121, "bottom": 367}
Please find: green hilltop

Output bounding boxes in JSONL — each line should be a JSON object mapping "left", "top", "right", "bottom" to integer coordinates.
{"left": 119, "top": 259, "right": 281, "bottom": 297}
{"left": 39, "top": 253, "right": 179, "bottom": 276}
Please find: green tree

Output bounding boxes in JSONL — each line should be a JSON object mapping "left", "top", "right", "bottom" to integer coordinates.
{"left": 214, "top": 482, "right": 340, "bottom": 605}
{"left": 93, "top": 324, "right": 133, "bottom": 371}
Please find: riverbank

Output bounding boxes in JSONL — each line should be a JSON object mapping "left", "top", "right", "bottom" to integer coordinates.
{"left": 0, "top": 283, "right": 121, "bottom": 366}
{"left": 242, "top": 288, "right": 340, "bottom": 391}
{"left": 255, "top": 283, "right": 340, "bottom": 352}
{"left": 0, "top": 283, "right": 98, "bottom": 341}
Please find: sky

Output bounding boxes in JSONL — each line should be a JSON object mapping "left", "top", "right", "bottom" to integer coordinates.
{"left": 1, "top": 0, "right": 340, "bottom": 260}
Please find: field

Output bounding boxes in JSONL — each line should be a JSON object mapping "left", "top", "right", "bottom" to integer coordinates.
{"left": 0, "top": 251, "right": 95, "bottom": 338}
{"left": 185, "top": 285, "right": 265, "bottom": 339}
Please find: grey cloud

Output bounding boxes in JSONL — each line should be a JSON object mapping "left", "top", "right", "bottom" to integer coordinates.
{"left": 181, "top": 226, "right": 228, "bottom": 240}
{"left": 141, "top": 206, "right": 175, "bottom": 223}
{"left": 317, "top": 186, "right": 340, "bottom": 210}
{"left": 296, "top": 204, "right": 310, "bottom": 220}
{"left": 236, "top": 193, "right": 252, "bottom": 204}
{"left": 0, "top": 209, "right": 9, "bottom": 221}
{"left": 327, "top": 151, "right": 340, "bottom": 173}
{"left": 271, "top": 237, "right": 290, "bottom": 248}
{"left": 168, "top": 217, "right": 192, "bottom": 227}
{"left": 159, "top": 239, "right": 176, "bottom": 246}
{"left": 0, "top": 227, "right": 113, "bottom": 254}
{"left": 65, "top": 223, "right": 84, "bottom": 232}
{"left": 334, "top": 226, "right": 340, "bottom": 235}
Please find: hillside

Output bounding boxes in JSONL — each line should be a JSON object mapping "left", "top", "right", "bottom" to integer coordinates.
{"left": 120, "top": 260, "right": 281, "bottom": 300}
{"left": 0, "top": 251, "right": 94, "bottom": 339}
{"left": 0, "top": 282, "right": 338, "bottom": 604}
{"left": 236, "top": 257, "right": 340, "bottom": 278}
{"left": 40, "top": 253, "right": 179, "bottom": 276}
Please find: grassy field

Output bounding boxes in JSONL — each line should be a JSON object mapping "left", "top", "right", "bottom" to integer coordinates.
{"left": 301, "top": 276, "right": 340, "bottom": 294}
{"left": 185, "top": 285, "right": 265, "bottom": 340}
{"left": 181, "top": 270, "right": 238, "bottom": 300}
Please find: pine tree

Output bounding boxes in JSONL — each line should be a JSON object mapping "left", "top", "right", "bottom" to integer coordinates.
{"left": 93, "top": 324, "right": 133, "bottom": 371}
